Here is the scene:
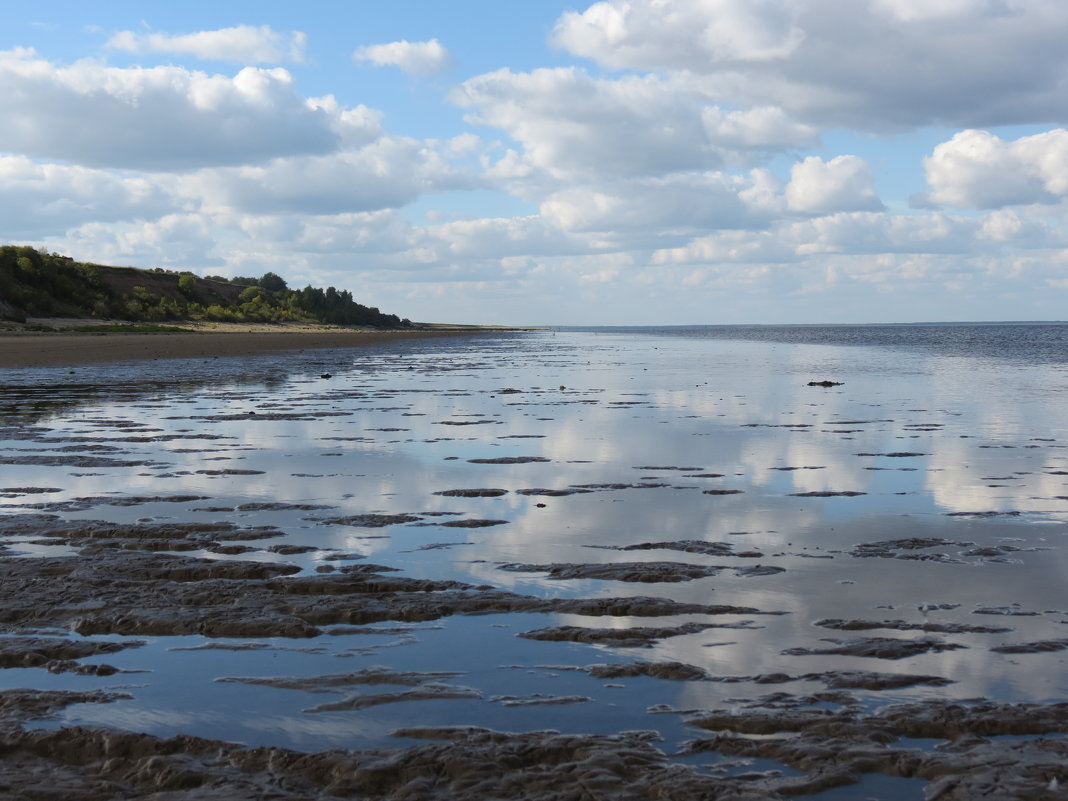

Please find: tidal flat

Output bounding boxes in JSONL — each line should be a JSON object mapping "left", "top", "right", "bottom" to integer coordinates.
{"left": 1, "top": 326, "right": 1066, "bottom": 799}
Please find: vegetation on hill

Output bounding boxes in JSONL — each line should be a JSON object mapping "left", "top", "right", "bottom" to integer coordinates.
{"left": 0, "top": 246, "right": 409, "bottom": 328}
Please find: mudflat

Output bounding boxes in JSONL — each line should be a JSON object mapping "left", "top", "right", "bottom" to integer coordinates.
{"left": 1, "top": 326, "right": 1066, "bottom": 800}
{"left": 0, "top": 324, "right": 489, "bottom": 368}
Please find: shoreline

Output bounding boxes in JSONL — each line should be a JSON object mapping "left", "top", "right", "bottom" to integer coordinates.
{"left": 0, "top": 322, "right": 515, "bottom": 369}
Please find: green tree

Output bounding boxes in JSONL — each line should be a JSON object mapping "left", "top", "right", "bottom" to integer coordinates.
{"left": 260, "top": 272, "right": 288, "bottom": 293}
{"left": 177, "top": 273, "right": 199, "bottom": 300}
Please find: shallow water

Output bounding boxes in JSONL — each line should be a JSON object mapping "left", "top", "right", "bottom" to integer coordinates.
{"left": 2, "top": 327, "right": 1066, "bottom": 778}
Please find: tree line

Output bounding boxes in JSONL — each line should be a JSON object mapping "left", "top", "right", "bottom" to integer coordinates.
{"left": 0, "top": 246, "right": 410, "bottom": 328}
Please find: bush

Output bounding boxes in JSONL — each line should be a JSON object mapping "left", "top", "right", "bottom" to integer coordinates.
{"left": 177, "top": 273, "right": 199, "bottom": 300}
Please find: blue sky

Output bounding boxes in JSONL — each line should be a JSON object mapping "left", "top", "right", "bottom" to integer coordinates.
{"left": 3, "top": 1, "right": 1067, "bottom": 325}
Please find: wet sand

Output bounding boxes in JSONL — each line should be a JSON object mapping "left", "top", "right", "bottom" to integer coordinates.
{"left": 0, "top": 324, "right": 496, "bottom": 368}
{"left": 1, "top": 328, "right": 1067, "bottom": 799}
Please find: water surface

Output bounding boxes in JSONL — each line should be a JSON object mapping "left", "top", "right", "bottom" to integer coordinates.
{"left": 2, "top": 325, "right": 1065, "bottom": 768}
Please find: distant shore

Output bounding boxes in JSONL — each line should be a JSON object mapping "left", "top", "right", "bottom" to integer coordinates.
{"left": 0, "top": 319, "right": 518, "bottom": 369}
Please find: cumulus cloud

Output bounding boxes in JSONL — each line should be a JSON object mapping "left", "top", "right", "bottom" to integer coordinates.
{"left": 785, "top": 155, "right": 883, "bottom": 214}
{"left": 354, "top": 38, "right": 454, "bottom": 76}
{"left": 0, "top": 156, "right": 173, "bottom": 237}
{"left": 456, "top": 67, "right": 809, "bottom": 182}
{"left": 921, "top": 128, "right": 1068, "bottom": 208}
{"left": 539, "top": 172, "right": 766, "bottom": 237}
{"left": 426, "top": 216, "right": 582, "bottom": 259}
{"left": 0, "top": 49, "right": 368, "bottom": 170}
{"left": 182, "top": 136, "right": 476, "bottom": 216}
{"left": 654, "top": 208, "right": 1060, "bottom": 267}
{"left": 870, "top": 0, "right": 1011, "bottom": 23}
{"left": 456, "top": 68, "right": 710, "bottom": 180}
{"left": 552, "top": 0, "right": 1068, "bottom": 130}
{"left": 107, "top": 25, "right": 306, "bottom": 64}
{"left": 701, "top": 106, "right": 818, "bottom": 150}
{"left": 553, "top": 0, "right": 804, "bottom": 68}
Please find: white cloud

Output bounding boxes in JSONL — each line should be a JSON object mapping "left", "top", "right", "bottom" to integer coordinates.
{"left": 425, "top": 216, "right": 582, "bottom": 259}
{"left": 922, "top": 129, "right": 1068, "bottom": 208}
{"left": 539, "top": 172, "right": 766, "bottom": 237}
{"left": 870, "top": 0, "right": 1010, "bottom": 23}
{"left": 551, "top": 0, "right": 1068, "bottom": 130}
{"left": 63, "top": 213, "right": 221, "bottom": 270}
{"left": 652, "top": 229, "right": 792, "bottom": 265}
{"left": 457, "top": 68, "right": 694, "bottom": 179}
{"left": 455, "top": 68, "right": 764, "bottom": 181}
{"left": 182, "top": 136, "right": 477, "bottom": 215}
{"left": 0, "top": 49, "right": 368, "bottom": 170}
{"left": 654, "top": 208, "right": 1062, "bottom": 267}
{"left": 785, "top": 155, "right": 883, "bottom": 214}
{"left": 553, "top": 0, "right": 804, "bottom": 68}
{"left": 107, "top": 25, "right": 306, "bottom": 64}
{"left": 701, "top": 106, "right": 818, "bottom": 150}
{"left": 354, "top": 38, "right": 454, "bottom": 76}
{"left": 5, "top": 6, "right": 1068, "bottom": 326}
{"left": 0, "top": 156, "right": 173, "bottom": 237}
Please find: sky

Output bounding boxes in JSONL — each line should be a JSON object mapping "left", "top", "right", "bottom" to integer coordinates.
{"left": 3, "top": 0, "right": 1068, "bottom": 326}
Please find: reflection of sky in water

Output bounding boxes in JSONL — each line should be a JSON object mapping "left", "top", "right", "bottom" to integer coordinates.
{"left": 2, "top": 329, "right": 1068, "bottom": 754}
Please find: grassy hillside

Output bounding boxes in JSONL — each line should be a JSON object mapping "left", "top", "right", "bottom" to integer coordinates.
{"left": 0, "top": 246, "right": 409, "bottom": 328}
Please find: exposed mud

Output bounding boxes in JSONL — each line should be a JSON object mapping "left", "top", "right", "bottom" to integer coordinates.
{"left": 0, "top": 549, "right": 788, "bottom": 640}
{"left": 0, "top": 638, "right": 144, "bottom": 676}
{"left": 467, "top": 456, "right": 551, "bottom": 464}
{"left": 217, "top": 668, "right": 466, "bottom": 692}
{"left": 436, "top": 518, "right": 510, "bottom": 528}
{"left": 433, "top": 488, "right": 509, "bottom": 497}
{"left": 305, "top": 683, "right": 484, "bottom": 712}
{"left": 814, "top": 618, "right": 1012, "bottom": 634}
{"left": 4, "top": 687, "right": 1064, "bottom": 800}
{"left": 490, "top": 694, "right": 590, "bottom": 707}
{"left": 0, "top": 514, "right": 288, "bottom": 552}
{"left": 3, "top": 330, "right": 1067, "bottom": 800}
{"left": 990, "top": 638, "right": 1068, "bottom": 654}
{"left": 307, "top": 513, "right": 424, "bottom": 527}
{"left": 781, "top": 637, "right": 968, "bottom": 660}
{"left": 519, "top": 622, "right": 752, "bottom": 648}
{"left": 0, "top": 693, "right": 780, "bottom": 801}
{"left": 583, "top": 663, "right": 956, "bottom": 690}
{"left": 498, "top": 560, "right": 775, "bottom": 582}
{"left": 515, "top": 487, "right": 592, "bottom": 496}
{"left": 597, "top": 539, "right": 752, "bottom": 557}
{"left": 684, "top": 697, "right": 1068, "bottom": 800}
{"left": 851, "top": 537, "right": 975, "bottom": 559}
{"left": 789, "top": 491, "right": 866, "bottom": 497}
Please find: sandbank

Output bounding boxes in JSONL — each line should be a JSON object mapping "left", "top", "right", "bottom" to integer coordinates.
{"left": 0, "top": 321, "right": 502, "bottom": 369}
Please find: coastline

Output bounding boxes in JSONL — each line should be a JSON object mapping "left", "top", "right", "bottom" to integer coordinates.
{"left": 0, "top": 321, "right": 514, "bottom": 369}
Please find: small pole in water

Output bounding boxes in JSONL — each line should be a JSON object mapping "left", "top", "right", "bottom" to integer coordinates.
{"left": 918, "top": 601, "right": 933, "bottom": 628}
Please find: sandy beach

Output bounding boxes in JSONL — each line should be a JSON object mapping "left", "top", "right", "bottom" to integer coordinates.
{"left": 0, "top": 322, "right": 501, "bottom": 369}
{"left": 1, "top": 326, "right": 1066, "bottom": 800}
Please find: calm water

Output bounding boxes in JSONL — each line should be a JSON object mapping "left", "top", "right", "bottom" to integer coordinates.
{"left": 1, "top": 324, "right": 1066, "bottom": 767}
{"left": 567, "top": 322, "right": 1068, "bottom": 364}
